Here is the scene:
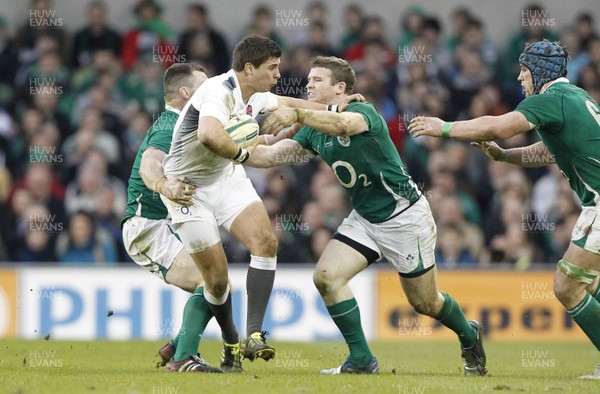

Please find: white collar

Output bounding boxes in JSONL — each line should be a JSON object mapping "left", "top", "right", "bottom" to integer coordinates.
{"left": 165, "top": 104, "right": 181, "bottom": 115}
{"left": 540, "top": 77, "right": 570, "bottom": 94}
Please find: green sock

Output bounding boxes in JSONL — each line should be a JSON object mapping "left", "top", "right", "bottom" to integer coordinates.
{"left": 327, "top": 298, "right": 373, "bottom": 367}
{"left": 568, "top": 293, "right": 600, "bottom": 351}
{"left": 590, "top": 282, "right": 600, "bottom": 302}
{"left": 172, "top": 335, "right": 179, "bottom": 348}
{"left": 173, "top": 287, "right": 214, "bottom": 361}
{"left": 435, "top": 292, "right": 477, "bottom": 348}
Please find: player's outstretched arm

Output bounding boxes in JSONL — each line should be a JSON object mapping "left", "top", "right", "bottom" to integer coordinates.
{"left": 245, "top": 139, "right": 311, "bottom": 168}
{"left": 408, "top": 112, "right": 532, "bottom": 141}
{"left": 259, "top": 123, "right": 303, "bottom": 145}
{"left": 277, "top": 94, "right": 365, "bottom": 112}
{"left": 262, "top": 105, "right": 367, "bottom": 136}
{"left": 471, "top": 141, "right": 554, "bottom": 168}
{"left": 140, "top": 148, "right": 195, "bottom": 205}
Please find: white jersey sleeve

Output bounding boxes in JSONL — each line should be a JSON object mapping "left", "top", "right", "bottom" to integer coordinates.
{"left": 263, "top": 92, "right": 278, "bottom": 110}
{"left": 194, "top": 81, "right": 231, "bottom": 125}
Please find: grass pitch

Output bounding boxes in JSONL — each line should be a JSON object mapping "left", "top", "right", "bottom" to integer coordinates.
{"left": 0, "top": 339, "right": 597, "bottom": 393}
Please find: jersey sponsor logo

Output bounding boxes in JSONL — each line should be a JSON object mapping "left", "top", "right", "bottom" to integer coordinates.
{"left": 331, "top": 160, "right": 372, "bottom": 189}
{"left": 337, "top": 136, "right": 351, "bottom": 147}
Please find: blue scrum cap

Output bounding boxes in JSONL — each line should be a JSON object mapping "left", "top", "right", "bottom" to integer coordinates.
{"left": 518, "top": 40, "right": 568, "bottom": 94}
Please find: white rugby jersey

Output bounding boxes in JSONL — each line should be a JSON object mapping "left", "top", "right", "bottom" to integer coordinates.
{"left": 163, "top": 69, "right": 278, "bottom": 185}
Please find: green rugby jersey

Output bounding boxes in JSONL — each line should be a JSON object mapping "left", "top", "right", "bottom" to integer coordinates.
{"left": 294, "top": 102, "right": 420, "bottom": 223}
{"left": 122, "top": 109, "right": 178, "bottom": 225}
{"left": 515, "top": 79, "right": 600, "bottom": 206}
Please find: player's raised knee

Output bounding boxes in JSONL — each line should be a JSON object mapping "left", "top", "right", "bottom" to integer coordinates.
{"left": 554, "top": 258, "right": 600, "bottom": 306}
{"left": 264, "top": 231, "right": 278, "bottom": 255}
{"left": 250, "top": 230, "right": 278, "bottom": 256}
{"left": 553, "top": 271, "right": 577, "bottom": 306}
{"left": 313, "top": 268, "right": 336, "bottom": 295}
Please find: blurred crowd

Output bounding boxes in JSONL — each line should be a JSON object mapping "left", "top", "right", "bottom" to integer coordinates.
{"left": 0, "top": 0, "right": 598, "bottom": 266}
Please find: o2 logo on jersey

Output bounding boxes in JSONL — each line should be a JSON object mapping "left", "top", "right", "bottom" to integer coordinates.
{"left": 337, "top": 136, "right": 351, "bottom": 147}
{"left": 332, "top": 160, "right": 372, "bottom": 189}
{"left": 180, "top": 206, "right": 192, "bottom": 216}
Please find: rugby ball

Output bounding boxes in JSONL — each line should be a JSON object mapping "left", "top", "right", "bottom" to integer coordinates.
{"left": 224, "top": 114, "right": 259, "bottom": 148}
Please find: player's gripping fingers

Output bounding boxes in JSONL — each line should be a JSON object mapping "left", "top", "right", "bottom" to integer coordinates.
{"left": 176, "top": 176, "right": 195, "bottom": 196}
{"left": 162, "top": 178, "right": 195, "bottom": 206}
{"left": 471, "top": 141, "right": 502, "bottom": 161}
{"left": 263, "top": 106, "right": 295, "bottom": 135}
{"left": 262, "top": 106, "right": 280, "bottom": 134}
{"left": 285, "top": 122, "right": 303, "bottom": 138}
{"left": 350, "top": 93, "right": 366, "bottom": 102}
{"left": 339, "top": 93, "right": 365, "bottom": 111}
{"left": 262, "top": 118, "right": 281, "bottom": 135}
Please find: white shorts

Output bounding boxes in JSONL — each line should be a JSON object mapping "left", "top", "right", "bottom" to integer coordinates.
{"left": 572, "top": 206, "right": 600, "bottom": 254}
{"left": 122, "top": 216, "right": 184, "bottom": 281}
{"left": 336, "top": 197, "right": 437, "bottom": 276}
{"left": 161, "top": 164, "right": 261, "bottom": 253}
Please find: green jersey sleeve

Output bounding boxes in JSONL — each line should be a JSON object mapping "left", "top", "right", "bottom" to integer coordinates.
{"left": 293, "top": 126, "right": 319, "bottom": 155}
{"left": 515, "top": 93, "right": 564, "bottom": 133}
{"left": 345, "top": 102, "right": 384, "bottom": 136}
{"left": 146, "top": 119, "right": 175, "bottom": 153}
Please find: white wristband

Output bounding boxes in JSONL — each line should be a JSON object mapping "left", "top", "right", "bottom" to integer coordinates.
{"left": 232, "top": 147, "right": 250, "bottom": 164}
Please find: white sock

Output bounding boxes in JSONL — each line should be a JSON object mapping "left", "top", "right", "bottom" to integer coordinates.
{"left": 249, "top": 254, "right": 277, "bottom": 270}
{"left": 204, "top": 285, "right": 230, "bottom": 305}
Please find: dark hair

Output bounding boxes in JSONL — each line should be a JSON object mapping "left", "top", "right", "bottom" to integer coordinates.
{"left": 346, "top": 4, "right": 362, "bottom": 15}
{"left": 525, "top": 3, "right": 544, "bottom": 13}
{"left": 70, "top": 210, "right": 95, "bottom": 225}
{"left": 232, "top": 35, "right": 282, "bottom": 72}
{"left": 163, "top": 63, "right": 206, "bottom": 100}
{"left": 310, "top": 56, "right": 356, "bottom": 94}
{"left": 422, "top": 17, "right": 441, "bottom": 34}
{"left": 577, "top": 13, "right": 593, "bottom": 24}
{"left": 188, "top": 3, "right": 207, "bottom": 16}
{"left": 134, "top": 0, "right": 162, "bottom": 16}
{"left": 88, "top": 0, "right": 106, "bottom": 10}
{"left": 253, "top": 5, "right": 272, "bottom": 18}
{"left": 466, "top": 18, "right": 483, "bottom": 30}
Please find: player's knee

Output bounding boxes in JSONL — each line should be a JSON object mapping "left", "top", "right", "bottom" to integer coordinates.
{"left": 207, "top": 277, "right": 229, "bottom": 298}
{"left": 248, "top": 230, "right": 278, "bottom": 256}
{"left": 202, "top": 268, "right": 228, "bottom": 297}
{"left": 553, "top": 271, "right": 577, "bottom": 306}
{"left": 262, "top": 231, "right": 278, "bottom": 255}
{"left": 313, "top": 269, "right": 335, "bottom": 295}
